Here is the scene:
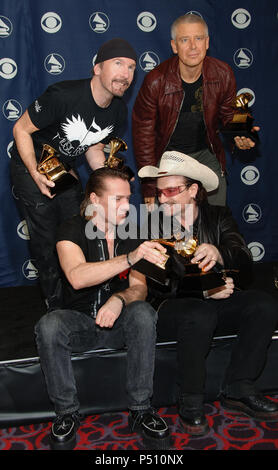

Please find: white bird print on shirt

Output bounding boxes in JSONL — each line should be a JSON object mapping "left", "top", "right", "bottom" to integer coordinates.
{"left": 61, "top": 115, "right": 114, "bottom": 146}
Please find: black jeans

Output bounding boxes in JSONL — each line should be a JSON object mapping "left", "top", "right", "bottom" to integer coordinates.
{"left": 34, "top": 301, "right": 157, "bottom": 416}
{"left": 157, "top": 290, "right": 278, "bottom": 400}
{"left": 11, "top": 158, "right": 83, "bottom": 308}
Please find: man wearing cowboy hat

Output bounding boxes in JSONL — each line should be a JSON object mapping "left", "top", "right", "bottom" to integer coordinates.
{"left": 137, "top": 151, "right": 278, "bottom": 436}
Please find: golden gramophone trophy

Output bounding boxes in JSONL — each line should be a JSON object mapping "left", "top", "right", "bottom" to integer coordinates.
{"left": 221, "top": 92, "right": 258, "bottom": 141}
{"left": 37, "top": 144, "right": 78, "bottom": 195}
{"left": 105, "top": 138, "right": 134, "bottom": 180}
{"left": 131, "top": 236, "right": 198, "bottom": 286}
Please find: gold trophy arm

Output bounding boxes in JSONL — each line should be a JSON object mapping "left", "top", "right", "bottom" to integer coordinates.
{"left": 151, "top": 238, "right": 198, "bottom": 257}
{"left": 105, "top": 137, "right": 127, "bottom": 169}
{"left": 38, "top": 144, "right": 60, "bottom": 166}
{"left": 234, "top": 92, "right": 253, "bottom": 109}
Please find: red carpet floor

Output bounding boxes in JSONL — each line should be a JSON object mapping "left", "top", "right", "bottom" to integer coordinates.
{"left": 1, "top": 400, "right": 278, "bottom": 451}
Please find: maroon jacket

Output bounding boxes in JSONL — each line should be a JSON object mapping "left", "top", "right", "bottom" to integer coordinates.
{"left": 132, "top": 55, "right": 236, "bottom": 197}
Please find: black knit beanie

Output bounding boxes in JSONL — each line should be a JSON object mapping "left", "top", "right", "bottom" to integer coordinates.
{"left": 95, "top": 38, "right": 137, "bottom": 64}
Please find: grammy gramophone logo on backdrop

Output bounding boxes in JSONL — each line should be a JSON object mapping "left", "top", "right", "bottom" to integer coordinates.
{"left": 0, "top": 16, "right": 13, "bottom": 37}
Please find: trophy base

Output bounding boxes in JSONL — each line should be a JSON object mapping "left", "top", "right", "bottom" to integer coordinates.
{"left": 132, "top": 259, "right": 170, "bottom": 285}
{"left": 221, "top": 115, "right": 258, "bottom": 142}
{"left": 133, "top": 257, "right": 229, "bottom": 295}
{"left": 180, "top": 269, "right": 226, "bottom": 292}
{"left": 50, "top": 172, "right": 78, "bottom": 195}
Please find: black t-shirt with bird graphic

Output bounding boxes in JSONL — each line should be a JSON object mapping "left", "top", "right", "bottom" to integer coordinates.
{"left": 11, "top": 78, "right": 127, "bottom": 168}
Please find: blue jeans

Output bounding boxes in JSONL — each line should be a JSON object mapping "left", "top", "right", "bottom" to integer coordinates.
{"left": 10, "top": 158, "right": 83, "bottom": 309}
{"left": 35, "top": 301, "right": 157, "bottom": 415}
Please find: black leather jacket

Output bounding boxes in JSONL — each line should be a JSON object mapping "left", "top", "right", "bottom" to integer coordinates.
{"left": 195, "top": 203, "right": 252, "bottom": 282}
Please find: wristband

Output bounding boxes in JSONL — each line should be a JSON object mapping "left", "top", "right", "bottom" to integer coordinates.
{"left": 126, "top": 253, "right": 133, "bottom": 267}
{"left": 113, "top": 294, "right": 126, "bottom": 309}
{"left": 203, "top": 290, "right": 210, "bottom": 300}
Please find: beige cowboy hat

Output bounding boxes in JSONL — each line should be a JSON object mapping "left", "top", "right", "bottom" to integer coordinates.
{"left": 138, "top": 150, "right": 219, "bottom": 192}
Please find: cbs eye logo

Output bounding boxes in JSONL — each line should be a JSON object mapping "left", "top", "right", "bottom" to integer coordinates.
{"left": 248, "top": 242, "right": 265, "bottom": 262}
{"left": 231, "top": 9, "right": 251, "bottom": 29}
{"left": 41, "top": 12, "right": 62, "bottom": 33}
{"left": 7, "top": 140, "right": 13, "bottom": 158}
{"left": 137, "top": 12, "right": 157, "bottom": 32}
{"left": 0, "top": 58, "right": 17, "bottom": 79}
{"left": 241, "top": 166, "right": 260, "bottom": 185}
{"left": 17, "top": 220, "right": 30, "bottom": 240}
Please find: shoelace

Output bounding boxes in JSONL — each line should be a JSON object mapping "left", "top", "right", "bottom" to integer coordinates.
{"left": 131, "top": 408, "right": 162, "bottom": 430}
{"left": 56, "top": 419, "right": 71, "bottom": 432}
{"left": 144, "top": 416, "right": 163, "bottom": 429}
{"left": 54, "top": 413, "right": 80, "bottom": 430}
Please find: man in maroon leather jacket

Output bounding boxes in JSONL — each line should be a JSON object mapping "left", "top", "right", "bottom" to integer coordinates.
{"left": 132, "top": 13, "right": 258, "bottom": 207}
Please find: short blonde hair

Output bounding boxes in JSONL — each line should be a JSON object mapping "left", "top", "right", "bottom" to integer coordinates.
{"left": 171, "top": 13, "right": 209, "bottom": 40}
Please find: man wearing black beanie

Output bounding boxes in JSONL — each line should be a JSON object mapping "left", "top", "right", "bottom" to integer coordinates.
{"left": 10, "top": 38, "right": 137, "bottom": 314}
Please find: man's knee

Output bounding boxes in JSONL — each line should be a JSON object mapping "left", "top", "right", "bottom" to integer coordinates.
{"left": 35, "top": 310, "right": 67, "bottom": 347}
{"left": 125, "top": 301, "right": 157, "bottom": 330}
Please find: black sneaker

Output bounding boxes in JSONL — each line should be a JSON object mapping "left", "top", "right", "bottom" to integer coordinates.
{"left": 128, "top": 408, "right": 171, "bottom": 449}
{"left": 49, "top": 412, "right": 80, "bottom": 450}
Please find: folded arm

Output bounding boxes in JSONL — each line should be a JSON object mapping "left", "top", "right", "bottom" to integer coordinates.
{"left": 13, "top": 110, "right": 55, "bottom": 197}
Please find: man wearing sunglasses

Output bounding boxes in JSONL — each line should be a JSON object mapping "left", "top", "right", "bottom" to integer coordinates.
{"left": 137, "top": 151, "right": 278, "bottom": 436}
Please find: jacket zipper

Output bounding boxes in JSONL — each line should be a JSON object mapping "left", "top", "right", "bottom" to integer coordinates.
{"left": 163, "top": 91, "right": 185, "bottom": 153}
{"left": 202, "top": 82, "right": 225, "bottom": 177}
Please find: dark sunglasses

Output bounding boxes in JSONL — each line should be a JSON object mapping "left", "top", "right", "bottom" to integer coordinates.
{"left": 156, "top": 185, "right": 188, "bottom": 198}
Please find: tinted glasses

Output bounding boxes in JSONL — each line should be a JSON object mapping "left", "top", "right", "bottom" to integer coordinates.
{"left": 156, "top": 185, "right": 188, "bottom": 198}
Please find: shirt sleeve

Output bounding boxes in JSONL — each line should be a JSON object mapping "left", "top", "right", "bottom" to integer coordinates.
{"left": 56, "top": 216, "right": 83, "bottom": 247}
{"left": 28, "top": 82, "right": 67, "bottom": 130}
